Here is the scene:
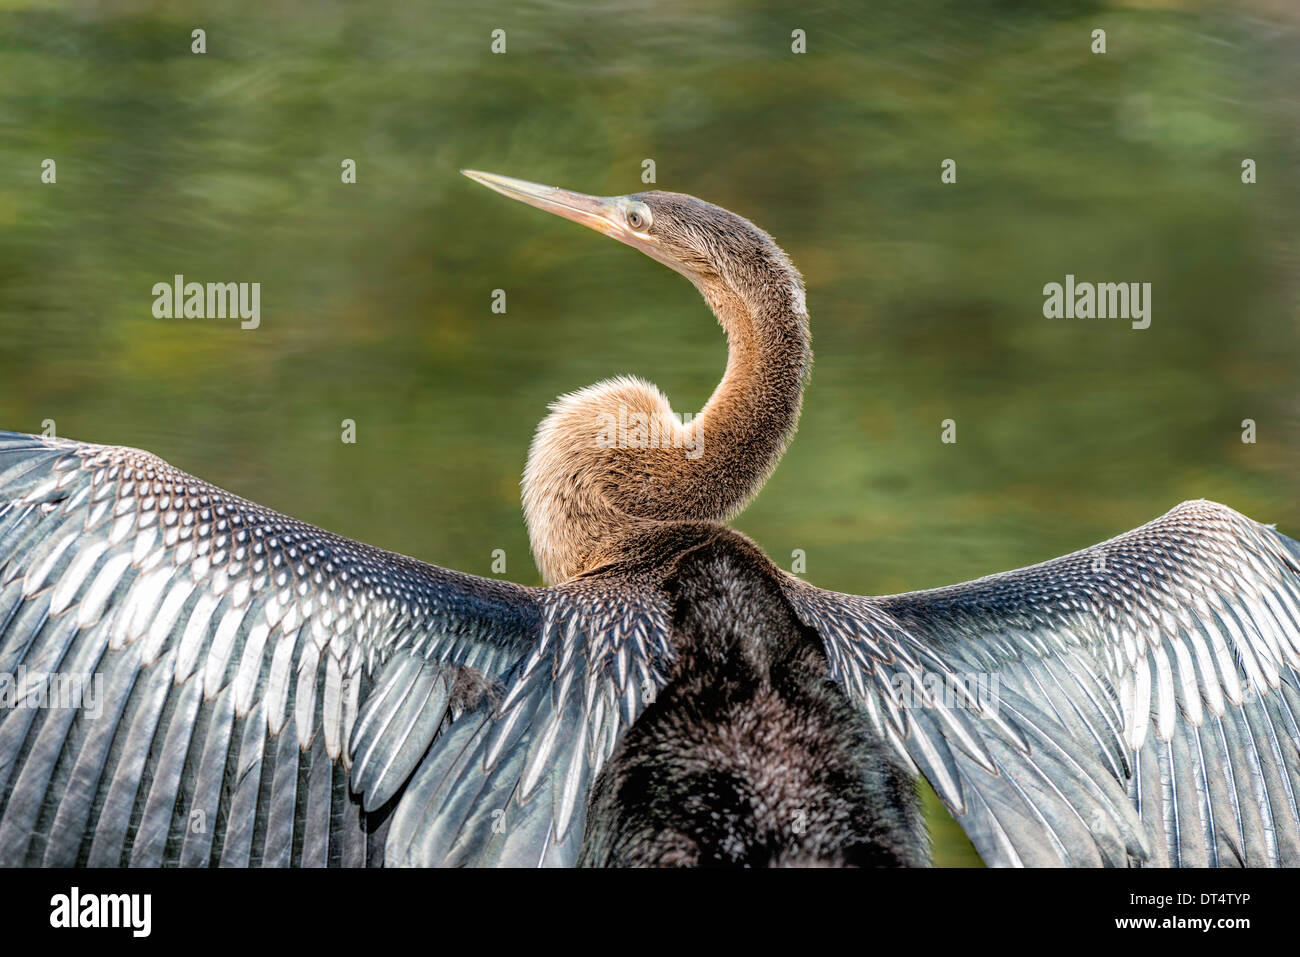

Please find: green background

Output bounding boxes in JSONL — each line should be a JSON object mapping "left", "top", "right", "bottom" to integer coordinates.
{"left": 2, "top": 0, "right": 1297, "bottom": 865}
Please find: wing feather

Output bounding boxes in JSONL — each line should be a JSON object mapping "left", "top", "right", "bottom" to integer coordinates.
{"left": 786, "top": 500, "right": 1300, "bottom": 866}
{"left": 0, "top": 431, "right": 675, "bottom": 867}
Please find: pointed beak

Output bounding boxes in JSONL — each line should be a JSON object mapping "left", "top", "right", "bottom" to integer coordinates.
{"left": 462, "top": 169, "right": 629, "bottom": 241}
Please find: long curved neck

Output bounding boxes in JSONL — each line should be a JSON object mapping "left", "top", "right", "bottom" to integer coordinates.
{"left": 523, "top": 248, "right": 810, "bottom": 584}
{"left": 620, "top": 262, "right": 811, "bottom": 522}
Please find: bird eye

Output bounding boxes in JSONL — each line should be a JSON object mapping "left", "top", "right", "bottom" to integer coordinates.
{"left": 626, "top": 205, "right": 652, "bottom": 231}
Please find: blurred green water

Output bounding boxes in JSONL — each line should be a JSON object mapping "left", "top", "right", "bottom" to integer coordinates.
{"left": 1, "top": 0, "right": 1297, "bottom": 866}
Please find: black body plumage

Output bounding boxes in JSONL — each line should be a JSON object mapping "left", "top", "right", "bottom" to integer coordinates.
{"left": 580, "top": 531, "right": 927, "bottom": 866}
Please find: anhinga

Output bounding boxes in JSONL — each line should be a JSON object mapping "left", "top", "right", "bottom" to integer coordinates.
{"left": 0, "top": 170, "right": 1297, "bottom": 867}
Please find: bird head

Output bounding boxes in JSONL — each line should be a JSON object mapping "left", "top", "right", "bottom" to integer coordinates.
{"left": 461, "top": 169, "right": 785, "bottom": 295}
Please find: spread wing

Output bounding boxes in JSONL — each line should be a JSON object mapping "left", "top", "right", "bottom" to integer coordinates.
{"left": 784, "top": 500, "right": 1300, "bottom": 867}
{"left": 0, "top": 431, "right": 672, "bottom": 867}
{"left": 384, "top": 575, "right": 672, "bottom": 866}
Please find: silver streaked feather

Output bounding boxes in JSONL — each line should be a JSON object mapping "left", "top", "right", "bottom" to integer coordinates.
{"left": 0, "top": 431, "right": 674, "bottom": 867}
{"left": 786, "top": 499, "right": 1300, "bottom": 867}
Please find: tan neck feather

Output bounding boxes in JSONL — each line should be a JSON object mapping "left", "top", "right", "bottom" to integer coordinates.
{"left": 523, "top": 260, "right": 810, "bottom": 585}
